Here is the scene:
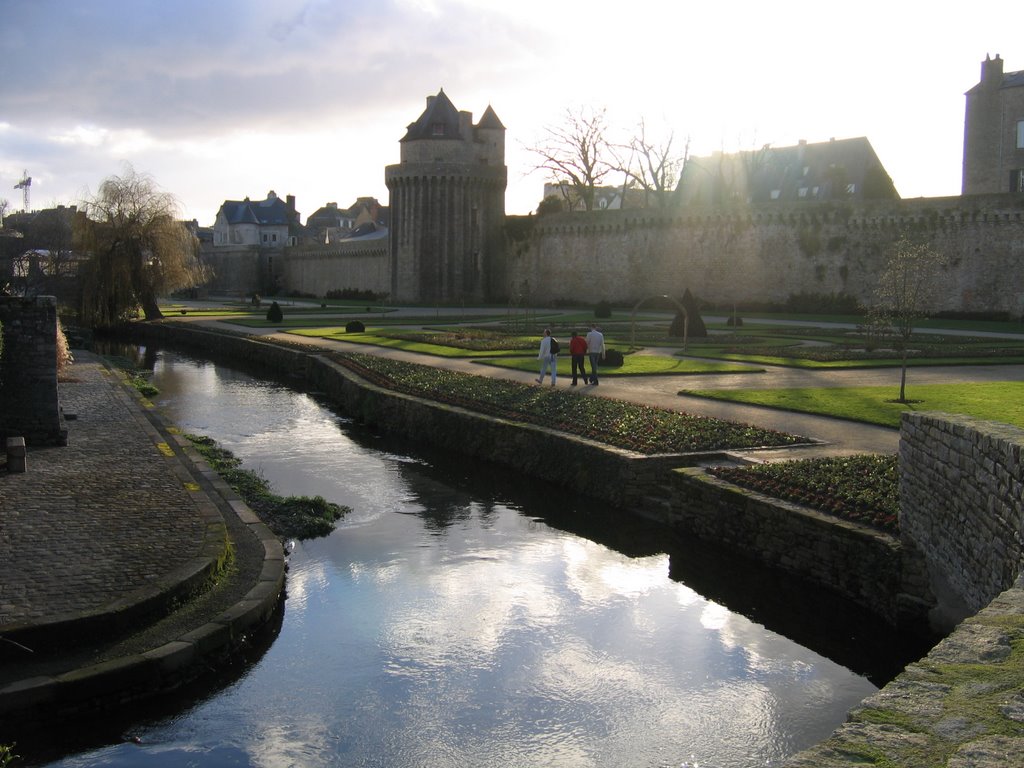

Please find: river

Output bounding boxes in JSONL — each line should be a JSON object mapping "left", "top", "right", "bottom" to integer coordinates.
{"left": 41, "top": 347, "right": 907, "bottom": 767}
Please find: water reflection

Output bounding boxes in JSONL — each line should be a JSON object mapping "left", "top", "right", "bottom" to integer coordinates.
{"left": 37, "top": 346, "right": 922, "bottom": 768}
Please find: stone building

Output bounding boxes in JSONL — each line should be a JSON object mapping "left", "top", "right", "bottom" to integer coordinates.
{"left": 676, "top": 137, "right": 899, "bottom": 206}
{"left": 962, "top": 54, "right": 1024, "bottom": 195}
{"left": 212, "top": 191, "right": 302, "bottom": 248}
{"left": 385, "top": 89, "right": 507, "bottom": 303}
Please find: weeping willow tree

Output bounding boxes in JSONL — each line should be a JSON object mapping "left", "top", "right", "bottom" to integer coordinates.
{"left": 75, "top": 165, "right": 209, "bottom": 327}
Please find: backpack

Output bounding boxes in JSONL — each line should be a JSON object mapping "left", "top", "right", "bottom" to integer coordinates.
{"left": 549, "top": 337, "right": 560, "bottom": 355}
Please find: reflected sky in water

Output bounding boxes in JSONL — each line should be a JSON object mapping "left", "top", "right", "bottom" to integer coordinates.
{"left": 45, "top": 350, "right": 876, "bottom": 767}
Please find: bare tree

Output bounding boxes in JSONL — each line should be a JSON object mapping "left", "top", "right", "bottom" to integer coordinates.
{"left": 527, "top": 107, "right": 612, "bottom": 212}
{"left": 75, "top": 165, "right": 208, "bottom": 326}
{"left": 870, "top": 236, "right": 945, "bottom": 403}
{"left": 612, "top": 120, "right": 689, "bottom": 208}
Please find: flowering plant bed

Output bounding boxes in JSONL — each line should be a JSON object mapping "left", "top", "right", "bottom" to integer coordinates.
{"left": 709, "top": 455, "right": 898, "bottom": 534}
{"left": 331, "top": 352, "right": 804, "bottom": 455}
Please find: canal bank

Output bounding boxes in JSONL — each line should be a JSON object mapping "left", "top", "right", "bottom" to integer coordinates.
{"left": 3, "top": 321, "right": 1023, "bottom": 766}
{"left": 125, "top": 320, "right": 1024, "bottom": 767}
{"left": 0, "top": 352, "right": 285, "bottom": 732}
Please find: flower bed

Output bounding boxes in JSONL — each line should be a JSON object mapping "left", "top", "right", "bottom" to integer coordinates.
{"left": 710, "top": 454, "right": 899, "bottom": 534}
{"left": 331, "top": 352, "right": 804, "bottom": 455}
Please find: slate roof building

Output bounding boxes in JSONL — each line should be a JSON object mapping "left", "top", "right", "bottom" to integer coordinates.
{"left": 676, "top": 137, "right": 898, "bottom": 206}
{"left": 962, "top": 54, "right": 1024, "bottom": 195}
{"left": 212, "top": 191, "right": 302, "bottom": 247}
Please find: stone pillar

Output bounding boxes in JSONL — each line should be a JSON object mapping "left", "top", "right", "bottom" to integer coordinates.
{"left": 0, "top": 295, "right": 67, "bottom": 446}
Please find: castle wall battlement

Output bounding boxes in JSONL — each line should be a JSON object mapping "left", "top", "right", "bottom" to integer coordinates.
{"left": 507, "top": 194, "right": 1024, "bottom": 314}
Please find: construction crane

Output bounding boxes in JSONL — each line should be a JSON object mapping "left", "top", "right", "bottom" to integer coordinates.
{"left": 14, "top": 170, "right": 31, "bottom": 211}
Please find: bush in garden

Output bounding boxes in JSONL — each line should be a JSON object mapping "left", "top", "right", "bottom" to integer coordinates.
{"left": 346, "top": 320, "right": 366, "bottom": 333}
{"left": 266, "top": 301, "right": 283, "bottom": 323}
{"left": 594, "top": 300, "right": 612, "bottom": 318}
{"left": 603, "top": 348, "right": 624, "bottom": 367}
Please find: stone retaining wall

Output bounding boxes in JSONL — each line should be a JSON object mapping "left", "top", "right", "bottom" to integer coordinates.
{"left": 900, "top": 412, "right": 1024, "bottom": 630}
{"left": 667, "top": 467, "right": 906, "bottom": 623}
{"left": 131, "top": 322, "right": 905, "bottom": 621}
{"left": 125, "top": 322, "right": 697, "bottom": 510}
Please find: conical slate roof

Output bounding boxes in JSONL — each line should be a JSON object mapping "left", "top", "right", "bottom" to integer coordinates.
{"left": 477, "top": 104, "right": 505, "bottom": 130}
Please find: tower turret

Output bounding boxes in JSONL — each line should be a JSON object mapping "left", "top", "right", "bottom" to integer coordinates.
{"left": 385, "top": 90, "right": 507, "bottom": 302}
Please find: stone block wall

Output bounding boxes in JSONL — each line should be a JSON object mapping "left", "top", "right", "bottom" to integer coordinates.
{"left": 284, "top": 240, "right": 389, "bottom": 298}
{"left": 506, "top": 194, "right": 1024, "bottom": 314}
{"left": 666, "top": 467, "right": 904, "bottom": 622}
{"left": 0, "top": 295, "right": 66, "bottom": 446}
{"left": 900, "top": 411, "right": 1024, "bottom": 629}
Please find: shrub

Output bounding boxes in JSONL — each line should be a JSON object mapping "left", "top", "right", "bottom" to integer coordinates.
{"left": 346, "top": 320, "right": 366, "bottom": 333}
{"left": 594, "top": 300, "right": 612, "bottom": 318}
{"left": 325, "top": 287, "right": 384, "bottom": 302}
{"left": 726, "top": 315, "right": 744, "bottom": 327}
{"left": 266, "top": 301, "right": 283, "bottom": 323}
{"left": 603, "top": 348, "right": 625, "bottom": 367}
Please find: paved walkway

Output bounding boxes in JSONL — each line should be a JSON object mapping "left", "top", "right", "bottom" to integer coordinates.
{"left": 0, "top": 354, "right": 214, "bottom": 633}
{"left": 0, "top": 352, "right": 281, "bottom": 724}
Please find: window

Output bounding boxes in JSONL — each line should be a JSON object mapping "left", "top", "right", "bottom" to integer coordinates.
{"left": 1011, "top": 169, "right": 1024, "bottom": 193}
{"left": 1018, "top": 121, "right": 1024, "bottom": 149}
{"left": 770, "top": 189, "right": 781, "bottom": 200}
{"left": 431, "top": 123, "right": 445, "bottom": 136}
{"left": 846, "top": 183, "right": 857, "bottom": 195}
{"left": 798, "top": 187, "right": 808, "bottom": 198}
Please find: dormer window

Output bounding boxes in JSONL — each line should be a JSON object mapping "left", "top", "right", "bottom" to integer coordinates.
{"left": 432, "top": 123, "right": 445, "bottom": 136}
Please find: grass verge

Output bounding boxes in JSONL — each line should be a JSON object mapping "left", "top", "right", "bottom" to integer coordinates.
{"left": 680, "top": 382, "right": 1024, "bottom": 429}
{"left": 185, "top": 434, "right": 349, "bottom": 540}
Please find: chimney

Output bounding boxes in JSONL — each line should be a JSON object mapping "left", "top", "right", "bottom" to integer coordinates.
{"left": 981, "top": 54, "right": 1004, "bottom": 88}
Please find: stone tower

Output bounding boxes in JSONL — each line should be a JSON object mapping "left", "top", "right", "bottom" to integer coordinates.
{"left": 962, "top": 54, "right": 1024, "bottom": 195}
{"left": 385, "top": 90, "right": 507, "bottom": 303}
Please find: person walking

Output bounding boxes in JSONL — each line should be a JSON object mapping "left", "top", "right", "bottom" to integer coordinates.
{"left": 585, "top": 324, "right": 605, "bottom": 385}
{"left": 536, "top": 328, "right": 558, "bottom": 386}
{"left": 568, "top": 330, "right": 588, "bottom": 385}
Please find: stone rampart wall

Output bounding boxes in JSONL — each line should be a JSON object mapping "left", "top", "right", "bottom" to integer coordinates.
{"left": 0, "top": 295, "right": 66, "bottom": 446}
{"left": 899, "top": 412, "right": 1024, "bottom": 628}
{"left": 200, "top": 245, "right": 267, "bottom": 296}
{"left": 506, "top": 194, "right": 1024, "bottom": 314}
{"left": 284, "top": 240, "right": 389, "bottom": 298}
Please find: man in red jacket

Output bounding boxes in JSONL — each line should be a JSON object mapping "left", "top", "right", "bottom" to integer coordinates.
{"left": 569, "top": 331, "right": 588, "bottom": 386}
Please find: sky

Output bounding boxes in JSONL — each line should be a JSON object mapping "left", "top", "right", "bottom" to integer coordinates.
{"left": 1, "top": 0, "right": 1022, "bottom": 225}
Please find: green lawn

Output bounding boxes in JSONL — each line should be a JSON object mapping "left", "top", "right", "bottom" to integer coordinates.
{"left": 482, "top": 355, "right": 763, "bottom": 377}
{"left": 680, "top": 381, "right": 1024, "bottom": 428}
{"left": 285, "top": 328, "right": 532, "bottom": 357}
{"left": 681, "top": 351, "right": 1024, "bottom": 369}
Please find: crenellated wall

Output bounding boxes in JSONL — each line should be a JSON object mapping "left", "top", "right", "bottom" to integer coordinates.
{"left": 507, "top": 194, "right": 1024, "bottom": 314}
